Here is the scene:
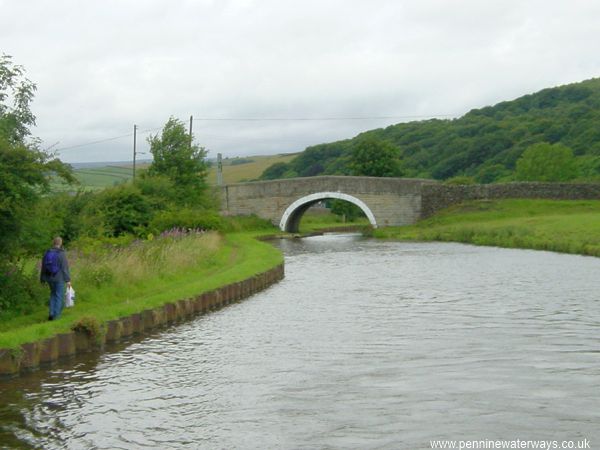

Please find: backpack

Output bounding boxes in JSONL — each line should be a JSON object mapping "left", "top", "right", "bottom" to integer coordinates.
{"left": 43, "top": 249, "right": 61, "bottom": 277}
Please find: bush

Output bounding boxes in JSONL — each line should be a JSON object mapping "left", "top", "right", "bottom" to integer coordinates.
{"left": 61, "top": 191, "right": 106, "bottom": 241}
{"left": 71, "top": 316, "right": 105, "bottom": 344}
{"left": 97, "top": 185, "right": 153, "bottom": 236}
{"left": 149, "top": 208, "right": 225, "bottom": 233}
{"left": 136, "top": 174, "right": 179, "bottom": 206}
{"left": 0, "top": 262, "right": 46, "bottom": 320}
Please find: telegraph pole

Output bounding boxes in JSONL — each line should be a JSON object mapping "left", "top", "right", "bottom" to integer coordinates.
{"left": 132, "top": 124, "right": 137, "bottom": 182}
{"left": 217, "top": 153, "right": 223, "bottom": 186}
{"left": 189, "top": 115, "right": 193, "bottom": 148}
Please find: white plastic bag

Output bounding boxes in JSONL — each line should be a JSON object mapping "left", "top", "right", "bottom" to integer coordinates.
{"left": 65, "top": 286, "right": 75, "bottom": 308}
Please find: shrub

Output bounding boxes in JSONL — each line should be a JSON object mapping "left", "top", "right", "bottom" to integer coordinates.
{"left": 97, "top": 184, "right": 153, "bottom": 236}
{"left": 136, "top": 174, "right": 179, "bottom": 206}
{"left": 149, "top": 208, "right": 225, "bottom": 233}
{"left": 61, "top": 191, "right": 106, "bottom": 241}
{"left": 71, "top": 316, "right": 105, "bottom": 344}
{"left": 0, "top": 262, "right": 46, "bottom": 320}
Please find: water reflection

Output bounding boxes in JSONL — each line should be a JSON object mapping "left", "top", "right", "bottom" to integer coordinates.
{"left": 1, "top": 235, "right": 599, "bottom": 449}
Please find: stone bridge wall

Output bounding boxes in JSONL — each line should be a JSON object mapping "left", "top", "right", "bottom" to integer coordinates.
{"left": 221, "top": 177, "right": 600, "bottom": 229}
{"left": 221, "top": 176, "right": 437, "bottom": 228}
{"left": 421, "top": 182, "right": 600, "bottom": 218}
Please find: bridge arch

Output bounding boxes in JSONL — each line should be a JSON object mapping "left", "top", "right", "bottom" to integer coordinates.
{"left": 279, "top": 191, "right": 378, "bottom": 232}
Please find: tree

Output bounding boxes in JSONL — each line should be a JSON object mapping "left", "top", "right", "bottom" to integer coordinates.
{"left": 329, "top": 199, "right": 365, "bottom": 222}
{"left": 350, "top": 137, "right": 403, "bottom": 177}
{"left": 0, "top": 55, "right": 75, "bottom": 317}
{"left": 515, "top": 142, "right": 578, "bottom": 182}
{"left": 0, "top": 142, "right": 73, "bottom": 255}
{"left": 0, "top": 54, "right": 37, "bottom": 145}
{"left": 147, "top": 117, "right": 208, "bottom": 200}
{"left": 260, "top": 161, "right": 290, "bottom": 180}
{"left": 0, "top": 55, "right": 74, "bottom": 257}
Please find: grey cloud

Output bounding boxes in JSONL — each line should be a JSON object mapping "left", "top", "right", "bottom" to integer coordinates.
{"left": 2, "top": 0, "right": 600, "bottom": 162}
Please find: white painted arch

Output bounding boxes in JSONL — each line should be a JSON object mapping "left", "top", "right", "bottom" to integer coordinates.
{"left": 279, "top": 191, "right": 378, "bottom": 231}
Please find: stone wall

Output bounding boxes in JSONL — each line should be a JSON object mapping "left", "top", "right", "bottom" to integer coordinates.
{"left": 421, "top": 182, "right": 600, "bottom": 218}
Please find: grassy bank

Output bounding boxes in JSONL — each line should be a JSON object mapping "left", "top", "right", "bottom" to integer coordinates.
{"left": 373, "top": 199, "right": 600, "bottom": 257}
{"left": 299, "top": 211, "right": 370, "bottom": 233}
{"left": 0, "top": 232, "right": 282, "bottom": 349}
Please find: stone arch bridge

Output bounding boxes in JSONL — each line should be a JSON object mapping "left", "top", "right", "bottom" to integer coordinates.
{"left": 220, "top": 176, "right": 438, "bottom": 232}
{"left": 220, "top": 176, "right": 600, "bottom": 232}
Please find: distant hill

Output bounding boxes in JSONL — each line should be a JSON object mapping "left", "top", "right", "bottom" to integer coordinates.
{"left": 207, "top": 153, "right": 298, "bottom": 184}
{"left": 52, "top": 154, "right": 297, "bottom": 192}
{"left": 259, "top": 78, "right": 600, "bottom": 183}
{"left": 67, "top": 159, "right": 152, "bottom": 170}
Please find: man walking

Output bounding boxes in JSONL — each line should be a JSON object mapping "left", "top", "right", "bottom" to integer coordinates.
{"left": 40, "top": 236, "right": 71, "bottom": 321}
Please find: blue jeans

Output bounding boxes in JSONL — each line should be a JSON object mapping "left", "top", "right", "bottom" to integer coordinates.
{"left": 49, "top": 281, "right": 65, "bottom": 319}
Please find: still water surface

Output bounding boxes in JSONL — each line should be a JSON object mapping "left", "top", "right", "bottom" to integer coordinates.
{"left": 1, "top": 235, "right": 599, "bottom": 449}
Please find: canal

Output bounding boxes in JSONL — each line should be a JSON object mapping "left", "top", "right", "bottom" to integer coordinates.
{"left": 1, "top": 234, "right": 599, "bottom": 449}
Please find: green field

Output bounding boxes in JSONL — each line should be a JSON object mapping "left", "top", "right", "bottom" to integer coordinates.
{"left": 208, "top": 153, "right": 298, "bottom": 185}
{"left": 54, "top": 154, "right": 297, "bottom": 192}
{"left": 51, "top": 165, "right": 135, "bottom": 191}
{"left": 373, "top": 199, "right": 600, "bottom": 257}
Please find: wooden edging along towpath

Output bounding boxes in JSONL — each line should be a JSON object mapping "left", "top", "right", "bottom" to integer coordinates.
{"left": 0, "top": 264, "right": 285, "bottom": 378}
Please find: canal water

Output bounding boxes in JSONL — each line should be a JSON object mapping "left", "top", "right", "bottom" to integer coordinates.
{"left": 1, "top": 234, "right": 599, "bottom": 449}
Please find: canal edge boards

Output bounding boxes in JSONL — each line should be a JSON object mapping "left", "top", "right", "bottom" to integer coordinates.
{"left": 0, "top": 263, "right": 285, "bottom": 378}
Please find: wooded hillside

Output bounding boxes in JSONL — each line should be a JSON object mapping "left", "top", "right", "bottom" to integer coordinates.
{"left": 260, "top": 78, "right": 600, "bottom": 183}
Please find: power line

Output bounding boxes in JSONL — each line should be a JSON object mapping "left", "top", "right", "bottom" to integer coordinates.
{"left": 52, "top": 113, "right": 457, "bottom": 153}
{"left": 55, "top": 127, "right": 161, "bottom": 153}
{"left": 191, "top": 114, "right": 456, "bottom": 121}
{"left": 55, "top": 132, "right": 134, "bottom": 152}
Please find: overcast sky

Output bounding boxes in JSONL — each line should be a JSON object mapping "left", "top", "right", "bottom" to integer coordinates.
{"left": 2, "top": 0, "right": 600, "bottom": 163}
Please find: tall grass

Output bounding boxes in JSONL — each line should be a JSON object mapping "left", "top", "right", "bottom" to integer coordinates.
{"left": 0, "top": 231, "right": 283, "bottom": 348}
{"left": 75, "top": 231, "right": 221, "bottom": 290}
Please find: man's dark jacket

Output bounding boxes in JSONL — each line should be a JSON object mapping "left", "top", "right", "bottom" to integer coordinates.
{"left": 40, "top": 248, "right": 71, "bottom": 283}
